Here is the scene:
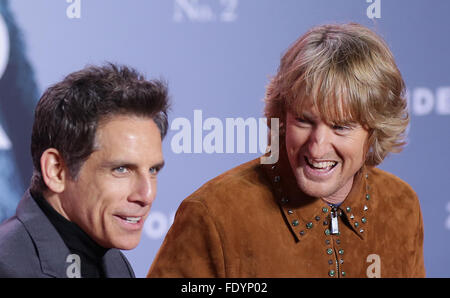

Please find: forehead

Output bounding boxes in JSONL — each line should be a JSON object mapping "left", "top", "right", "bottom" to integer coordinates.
{"left": 92, "top": 115, "right": 163, "bottom": 163}
{"left": 289, "top": 94, "right": 359, "bottom": 125}
{"left": 285, "top": 54, "right": 370, "bottom": 125}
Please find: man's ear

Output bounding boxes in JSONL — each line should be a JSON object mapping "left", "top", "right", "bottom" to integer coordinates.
{"left": 40, "top": 148, "right": 67, "bottom": 193}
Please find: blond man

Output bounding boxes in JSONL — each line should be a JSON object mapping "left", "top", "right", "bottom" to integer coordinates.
{"left": 148, "top": 23, "right": 425, "bottom": 278}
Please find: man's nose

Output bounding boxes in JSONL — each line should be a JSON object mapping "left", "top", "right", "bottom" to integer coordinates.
{"left": 129, "top": 174, "right": 156, "bottom": 207}
{"left": 307, "top": 124, "right": 333, "bottom": 158}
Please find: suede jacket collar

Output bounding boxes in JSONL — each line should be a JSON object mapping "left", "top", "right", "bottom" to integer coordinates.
{"left": 262, "top": 150, "right": 371, "bottom": 243}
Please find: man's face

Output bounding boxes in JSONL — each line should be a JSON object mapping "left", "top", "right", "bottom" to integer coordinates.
{"left": 61, "top": 115, "right": 164, "bottom": 250}
{"left": 285, "top": 105, "right": 369, "bottom": 201}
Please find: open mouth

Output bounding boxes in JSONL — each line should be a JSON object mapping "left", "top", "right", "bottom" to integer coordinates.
{"left": 304, "top": 156, "right": 338, "bottom": 171}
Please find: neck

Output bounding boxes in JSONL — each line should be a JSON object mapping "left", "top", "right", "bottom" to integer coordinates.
{"left": 43, "top": 191, "right": 71, "bottom": 221}
{"left": 321, "top": 175, "right": 354, "bottom": 206}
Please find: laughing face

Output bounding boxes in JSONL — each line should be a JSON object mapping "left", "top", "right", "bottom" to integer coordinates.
{"left": 59, "top": 115, "right": 164, "bottom": 250}
{"left": 285, "top": 106, "right": 369, "bottom": 203}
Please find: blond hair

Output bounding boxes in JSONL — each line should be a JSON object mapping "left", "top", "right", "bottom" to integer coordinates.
{"left": 264, "top": 23, "right": 409, "bottom": 166}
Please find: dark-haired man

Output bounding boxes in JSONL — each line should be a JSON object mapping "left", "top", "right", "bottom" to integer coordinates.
{"left": 0, "top": 64, "right": 170, "bottom": 278}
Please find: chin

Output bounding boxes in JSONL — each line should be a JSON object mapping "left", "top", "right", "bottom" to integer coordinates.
{"left": 118, "top": 238, "right": 140, "bottom": 250}
{"left": 300, "top": 186, "right": 330, "bottom": 198}
{"left": 296, "top": 175, "right": 337, "bottom": 199}
{"left": 105, "top": 235, "right": 140, "bottom": 250}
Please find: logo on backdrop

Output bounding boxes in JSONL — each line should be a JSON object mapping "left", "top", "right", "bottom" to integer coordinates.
{"left": 0, "top": 2, "right": 40, "bottom": 224}
{"left": 0, "top": 14, "right": 11, "bottom": 151}
{"left": 173, "top": 0, "right": 238, "bottom": 22}
{"left": 407, "top": 87, "right": 450, "bottom": 116}
{"left": 0, "top": 14, "right": 9, "bottom": 79}
{"left": 0, "top": 126, "right": 11, "bottom": 150}
{"left": 144, "top": 210, "right": 176, "bottom": 240}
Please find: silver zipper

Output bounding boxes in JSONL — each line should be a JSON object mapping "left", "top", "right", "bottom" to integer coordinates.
{"left": 331, "top": 206, "right": 340, "bottom": 277}
{"left": 331, "top": 207, "right": 339, "bottom": 234}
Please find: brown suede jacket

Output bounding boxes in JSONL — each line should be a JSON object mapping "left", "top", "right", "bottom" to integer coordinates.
{"left": 148, "top": 153, "right": 425, "bottom": 278}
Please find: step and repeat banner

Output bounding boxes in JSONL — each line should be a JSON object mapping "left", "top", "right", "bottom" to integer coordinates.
{"left": 0, "top": 0, "right": 449, "bottom": 277}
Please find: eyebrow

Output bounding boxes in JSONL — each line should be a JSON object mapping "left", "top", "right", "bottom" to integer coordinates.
{"left": 102, "top": 160, "right": 165, "bottom": 171}
{"left": 297, "top": 111, "right": 318, "bottom": 121}
{"left": 153, "top": 161, "right": 165, "bottom": 170}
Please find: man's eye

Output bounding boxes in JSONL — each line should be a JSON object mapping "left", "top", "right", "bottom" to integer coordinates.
{"left": 332, "top": 124, "right": 353, "bottom": 131}
{"left": 114, "top": 166, "right": 129, "bottom": 174}
{"left": 149, "top": 167, "right": 159, "bottom": 175}
{"left": 296, "top": 117, "right": 312, "bottom": 125}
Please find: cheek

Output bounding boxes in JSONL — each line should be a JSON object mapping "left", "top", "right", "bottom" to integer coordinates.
{"left": 285, "top": 126, "right": 308, "bottom": 151}
{"left": 355, "top": 132, "right": 370, "bottom": 161}
{"left": 150, "top": 179, "right": 158, "bottom": 197}
{"left": 64, "top": 180, "right": 96, "bottom": 215}
{"left": 341, "top": 137, "right": 368, "bottom": 165}
{"left": 100, "top": 180, "right": 132, "bottom": 207}
{"left": 85, "top": 179, "right": 129, "bottom": 219}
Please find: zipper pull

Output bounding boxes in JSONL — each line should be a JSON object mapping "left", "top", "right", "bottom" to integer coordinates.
{"left": 331, "top": 207, "right": 339, "bottom": 235}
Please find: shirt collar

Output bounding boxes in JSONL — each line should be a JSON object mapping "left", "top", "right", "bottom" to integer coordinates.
{"left": 262, "top": 147, "right": 371, "bottom": 242}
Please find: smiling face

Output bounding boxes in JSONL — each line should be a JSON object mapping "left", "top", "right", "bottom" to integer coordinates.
{"left": 59, "top": 115, "right": 164, "bottom": 250}
{"left": 285, "top": 105, "right": 369, "bottom": 203}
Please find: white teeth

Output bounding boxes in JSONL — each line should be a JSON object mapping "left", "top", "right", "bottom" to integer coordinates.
{"left": 312, "top": 161, "right": 336, "bottom": 168}
{"left": 124, "top": 217, "right": 141, "bottom": 223}
{"left": 307, "top": 158, "right": 337, "bottom": 169}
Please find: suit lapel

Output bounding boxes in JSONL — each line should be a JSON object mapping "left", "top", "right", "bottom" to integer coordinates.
{"left": 102, "top": 249, "right": 135, "bottom": 278}
{"left": 16, "top": 191, "right": 71, "bottom": 277}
